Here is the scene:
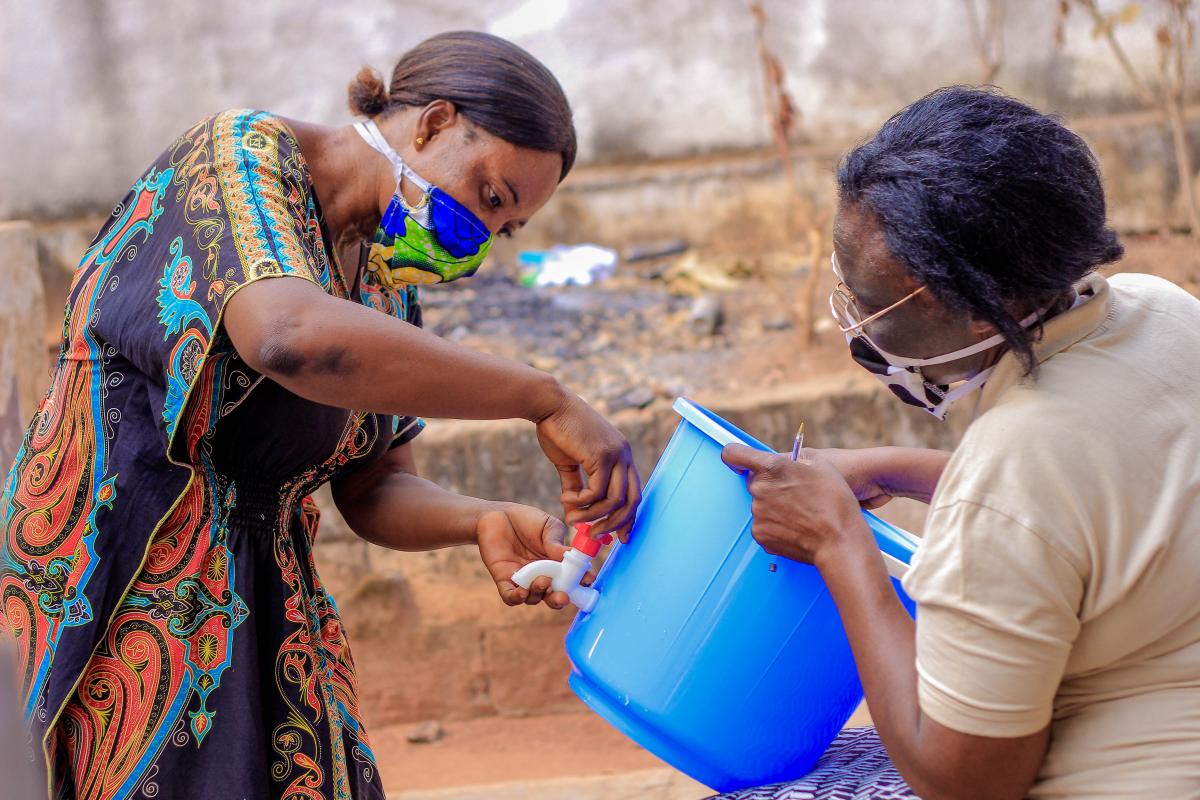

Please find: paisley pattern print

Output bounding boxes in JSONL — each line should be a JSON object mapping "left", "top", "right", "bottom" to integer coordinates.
{"left": 1, "top": 110, "right": 423, "bottom": 799}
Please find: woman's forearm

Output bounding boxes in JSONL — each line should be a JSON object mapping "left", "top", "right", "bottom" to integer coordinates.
{"left": 332, "top": 453, "right": 491, "bottom": 552}
{"left": 873, "top": 446, "right": 953, "bottom": 504}
{"left": 815, "top": 529, "right": 937, "bottom": 790}
{"left": 817, "top": 530, "right": 920, "bottom": 733}
{"left": 225, "top": 277, "right": 566, "bottom": 422}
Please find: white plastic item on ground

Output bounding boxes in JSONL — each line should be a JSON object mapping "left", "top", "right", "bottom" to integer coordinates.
{"left": 511, "top": 523, "right": 608, "bottom": 612}
{"left": 520, "top": 244, "right": 618, "bottom": 287}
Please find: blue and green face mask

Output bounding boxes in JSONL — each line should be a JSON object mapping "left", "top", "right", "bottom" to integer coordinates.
{"left": 354, "top": 119, "right": 494, "bottom": 286}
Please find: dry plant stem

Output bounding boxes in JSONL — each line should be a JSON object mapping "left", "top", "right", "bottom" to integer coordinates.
{"left": 750, "top": 1, "right": 828, "bottom": 341}
{"left": 1073, "top": 0, "right": 1156, "bottom": 104}
{"left": 963, "top": 0, "right": 1006, "bottom": 83}
{"left": 1161, "top": 0, "right": 1199, "bottom": 238}
{"left": 802, "top": 227, "right": 825, "bottom": 346}
{"left": 750, "top": 4, "right": 801, "bottom": 203}
{"left": 1072, "top": 0, "right": 1198, "bottom": 238}
{"left": 1164, "top": 72, "right": 1200, "bottom": 238}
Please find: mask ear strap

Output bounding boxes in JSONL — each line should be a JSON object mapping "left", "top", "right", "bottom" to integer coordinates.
{"left": 870, "top": 306, "right": 1048, "bottom": 369}
{"left": 928, "top": 365, "right": 996, "bottom": 420}
{"left": 353, "top": 120, "right": 432, "bottom": 192}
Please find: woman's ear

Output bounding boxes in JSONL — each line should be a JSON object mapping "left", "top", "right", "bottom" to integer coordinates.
{"left": 415, "top": 99, "right": 459, "bottom": 147}
{"left": 967, "top": 316, "right": 999, "bottom": 337}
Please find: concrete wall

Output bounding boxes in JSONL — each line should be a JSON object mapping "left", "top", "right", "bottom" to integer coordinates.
{"left": 2, "top": 0, "right": 1196, "bottom": 219}
{"left": 0, "top": 222, "right": 46, "bottom": 477}
{"left": 314, "top": 375, "right": 968, "bottom": 726}
{"left": 0, "top": 226, "right": 48, "bottom": 790}
{"left": 503, "top": 106, "right": 1200, "bottom": 259}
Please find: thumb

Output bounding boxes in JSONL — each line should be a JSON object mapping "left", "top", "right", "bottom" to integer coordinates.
{"left": 542, "top": 516, "right": 570, "bottom": 558}
{"left": 721, "top": 443, "right": 771, "bottom": 475}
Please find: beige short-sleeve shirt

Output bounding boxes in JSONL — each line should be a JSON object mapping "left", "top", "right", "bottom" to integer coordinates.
{"left": 903, "top": 272, "right": 1200, "bottom": 798}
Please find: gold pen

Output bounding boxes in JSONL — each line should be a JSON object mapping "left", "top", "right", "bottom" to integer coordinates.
{"left": 770, "top": 423, "right": 805, "bottom": 575}
{"left": 790, "top": 422, "right": 805, "bottom": 461}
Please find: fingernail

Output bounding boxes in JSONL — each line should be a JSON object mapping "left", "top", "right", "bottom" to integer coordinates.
{"left": 600, "top": 534, "right": 613, "bottom": 545}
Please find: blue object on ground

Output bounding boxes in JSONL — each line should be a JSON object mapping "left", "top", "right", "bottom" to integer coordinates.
{"left": 565, "top": 398, "right": 918, "bottom": 792}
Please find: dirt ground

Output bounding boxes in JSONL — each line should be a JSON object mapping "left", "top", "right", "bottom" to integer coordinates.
{"left": 372, "top": 710, "right": 664, "bottom": 792}
{"left": 370, "top": 705, "right": 875, "bottom": 794}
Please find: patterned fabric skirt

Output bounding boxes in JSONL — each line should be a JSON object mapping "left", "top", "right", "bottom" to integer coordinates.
{"left": 709, "top": 727, "right": 918, "bottom": 800}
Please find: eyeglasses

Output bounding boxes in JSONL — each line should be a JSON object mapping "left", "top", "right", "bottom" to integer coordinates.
{"left": 829, "top": 252, "right": 925, "bottom": 337}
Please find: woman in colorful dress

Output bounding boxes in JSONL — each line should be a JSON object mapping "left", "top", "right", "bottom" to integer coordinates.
{"left": 1, "top": 31, "right": 640, "bottom": 799}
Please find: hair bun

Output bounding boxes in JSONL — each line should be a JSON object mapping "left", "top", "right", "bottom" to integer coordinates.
{"left": 347, "top": 66, "right": 390, "bottom": 117}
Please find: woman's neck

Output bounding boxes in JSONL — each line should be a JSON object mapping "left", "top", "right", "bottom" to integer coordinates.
{"left": 284, "top": 119, "right": 385, "bottom": 254}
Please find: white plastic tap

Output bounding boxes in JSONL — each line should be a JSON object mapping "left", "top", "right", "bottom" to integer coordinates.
{"left": 511, "top": 523, "right": 608, "bottom": 612}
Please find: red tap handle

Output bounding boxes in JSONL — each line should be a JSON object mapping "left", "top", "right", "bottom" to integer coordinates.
{"left": 570, "top": 522, "right": 610, "bottom": 557}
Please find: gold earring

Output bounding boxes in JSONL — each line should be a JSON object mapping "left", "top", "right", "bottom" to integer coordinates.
{"left": 415, "top": 137, "right": 426, "bottom": 146}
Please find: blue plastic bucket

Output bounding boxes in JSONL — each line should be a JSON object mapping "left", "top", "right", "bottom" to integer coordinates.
{"left": 564, "top": 398, "right": 918, "bottom": 792}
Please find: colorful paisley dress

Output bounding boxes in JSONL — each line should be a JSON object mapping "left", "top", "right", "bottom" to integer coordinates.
{"left": 1, "top": 110, "right": 423, "bottom": 799}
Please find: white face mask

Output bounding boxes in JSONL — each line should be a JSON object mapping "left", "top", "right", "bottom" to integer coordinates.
{"left": 845, "top": 308, "right": 1044, "bottom": 420}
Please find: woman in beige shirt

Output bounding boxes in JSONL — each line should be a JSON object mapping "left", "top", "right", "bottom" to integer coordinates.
{"left": 719, "top": 87, "right": 1200, "bottom": 799}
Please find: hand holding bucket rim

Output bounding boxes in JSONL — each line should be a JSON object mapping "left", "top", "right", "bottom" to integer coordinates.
{"left": 721, "top": 443, "right": 873, "bottom": 569}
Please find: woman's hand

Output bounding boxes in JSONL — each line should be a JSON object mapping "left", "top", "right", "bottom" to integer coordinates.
{"left": 809, "top": 447, "right": 899, "bottom": 509}
{"left": 476, "top": 503, "right": 593, "bottom": 610}
{"left": 534, "top": 392, "right": 641, "bottom": 542}
{"left": 720, "top": 444, "right": 872, "bottom": 567}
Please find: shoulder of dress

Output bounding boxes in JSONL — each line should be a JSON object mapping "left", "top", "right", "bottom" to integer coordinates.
{"left": 209, "top": 109, "right": 294, "bottom": 142}
{"left": 208, "top": 110, "right": 310, "bottom": 180}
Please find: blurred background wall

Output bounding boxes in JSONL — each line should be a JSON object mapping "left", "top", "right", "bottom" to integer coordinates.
{"left": 2, "top": 0, "right": 1195, "bottom": 220}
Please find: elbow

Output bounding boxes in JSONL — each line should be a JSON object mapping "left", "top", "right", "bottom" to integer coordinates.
{"left": 331, "top": 458, "right": 408, "bottom": 542}
{"left": 331, "top": 476, "right": 373, "bottom": 540}
{"left": 257, "top": 333, "right": 310, "bottom": 378}
{"left": 250, "top": 314, "right": 355, "bottom": 381}
{"left": 236, "top": 303, "right": 313, "bottom": 378}
{"left": 224, "top": 277, "right": 359, "bottom": 383}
